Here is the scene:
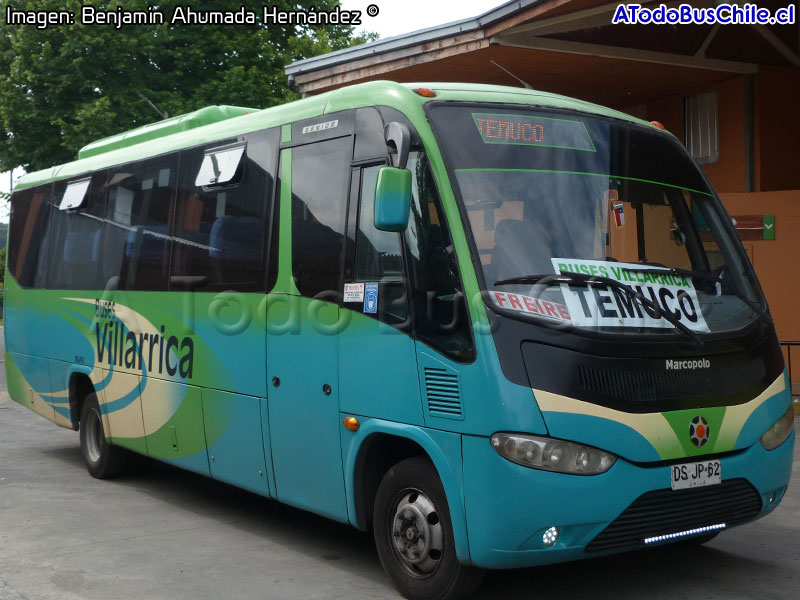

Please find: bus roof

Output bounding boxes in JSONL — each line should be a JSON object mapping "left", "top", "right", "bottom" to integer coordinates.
{"left": 15, "top": 81, "right": 655, "bottom": 190}
{"left": 77, "top": 105, "right": 258, "bottom": 160}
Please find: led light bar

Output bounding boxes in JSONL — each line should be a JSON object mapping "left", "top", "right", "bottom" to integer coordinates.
{"left": 643, "top": 523, "right": 727, "bottom": 545}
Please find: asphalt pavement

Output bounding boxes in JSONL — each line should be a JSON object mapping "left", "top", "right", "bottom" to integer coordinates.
{"left": 1, "top": 328, "right": 799, "bottom": 600}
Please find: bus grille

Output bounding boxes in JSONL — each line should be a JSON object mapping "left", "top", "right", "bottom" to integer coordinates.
{"left": 578, "top": 358, "right": 766, "bottom": 405}
{"left": 585, "top": 479, "right": 762, "bottom": 553}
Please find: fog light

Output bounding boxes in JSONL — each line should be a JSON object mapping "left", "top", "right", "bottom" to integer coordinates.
{"left": 542, "top": 526, "right": 560, "bottom": 547}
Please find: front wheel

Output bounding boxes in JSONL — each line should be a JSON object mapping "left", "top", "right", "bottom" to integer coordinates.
{"left": 373, "top": 457, "right": 483, "bottom": 600}
{"left": 79, "top": 392, "right": 130, "bottom": 479}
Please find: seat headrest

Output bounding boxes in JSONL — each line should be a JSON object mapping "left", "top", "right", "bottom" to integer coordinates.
{"left": 209, "top": 216, "right": 262, "bottom": 260}
{"left": 125, "top": 225, "right": 169, "bottom": 259}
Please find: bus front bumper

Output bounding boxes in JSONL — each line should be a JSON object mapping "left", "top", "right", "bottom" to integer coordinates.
{"left": 461, "top": 429, "right": 794, "bottom": 569}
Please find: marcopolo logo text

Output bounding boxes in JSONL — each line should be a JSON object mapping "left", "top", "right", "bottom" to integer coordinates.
{"left": 665, "top": 358, "right": 711, "bottom": 370}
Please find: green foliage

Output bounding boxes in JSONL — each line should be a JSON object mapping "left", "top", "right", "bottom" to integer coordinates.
{"left": 0, "top": 0, "right": 377, "bottom": 172}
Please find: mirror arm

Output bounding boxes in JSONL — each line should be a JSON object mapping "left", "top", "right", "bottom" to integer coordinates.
{"left": 385, "top": 122, "right": 410, "bottom": 169}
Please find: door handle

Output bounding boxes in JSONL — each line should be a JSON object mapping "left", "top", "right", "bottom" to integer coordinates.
{"left": 322, "top": 383, "right": 332, "bottom": 396}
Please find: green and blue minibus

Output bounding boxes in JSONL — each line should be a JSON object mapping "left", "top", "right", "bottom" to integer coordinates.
{"left": 5, "top": 81, "right": 794, "bottom": 600}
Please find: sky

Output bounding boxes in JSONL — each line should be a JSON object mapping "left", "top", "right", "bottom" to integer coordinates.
{"left": 0, "top": 0, "right": 507, "bottom": 204}
{"left": 341, "top": 0, "right": 506, "bottom": 39}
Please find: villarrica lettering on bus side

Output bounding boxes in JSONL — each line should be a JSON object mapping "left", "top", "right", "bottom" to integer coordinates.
{"left": 93, "top": 299, "right": 194, "bottom": 379}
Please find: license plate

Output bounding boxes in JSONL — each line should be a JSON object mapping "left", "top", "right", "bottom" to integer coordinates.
{"left": 670, "top": 459, "right": 722, "bottom": 490}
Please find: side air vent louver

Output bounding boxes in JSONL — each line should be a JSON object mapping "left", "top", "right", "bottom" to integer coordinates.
{"left": 424, "top": 368, "right": 463, "bottom": 420}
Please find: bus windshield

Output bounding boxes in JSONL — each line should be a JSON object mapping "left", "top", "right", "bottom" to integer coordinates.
{"left": 429, "top": 104, "right": 765, "bottom": 336}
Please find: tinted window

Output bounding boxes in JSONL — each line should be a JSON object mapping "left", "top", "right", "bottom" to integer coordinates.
{"left": 354, "top": 107, "right": 387, "bottom": 161}
{"left": 103, "top": 155, "right": 177, "bottom": 291}
{"left": 355, "top": 166, "right": 403, "bottom": 281}
{"left": 173, "top": 129, "right": 277, "bottom": 292}
{"left": 47, "top": 172, "right": 108, "bottom": 290}
{"left": 291, "top": 138, "right": 351, "bottom": 298}
{"left": 8, "top": 185, "right": 52, "bottom": 288}
{"left": 405, "top": 153, "right": 473, "bottom": 361}
{"left": 353, "top": 165, "right": 408, "bottom": 326}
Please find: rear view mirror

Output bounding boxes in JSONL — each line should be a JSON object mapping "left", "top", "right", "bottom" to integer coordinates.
{"left": 374, "top": 166, "right": 412, "bottom": 232}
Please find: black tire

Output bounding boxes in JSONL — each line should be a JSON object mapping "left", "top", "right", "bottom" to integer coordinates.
{"left": 373, "top": 457, "right": 484, "bottom": 600}
{"left": 79, "top": 392, "right": 130, "bottom": 479}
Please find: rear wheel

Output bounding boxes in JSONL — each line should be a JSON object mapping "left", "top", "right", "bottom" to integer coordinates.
{"left": 79, "top": 393, "right": 130, "bottom": 478}
{"left": 373, "top": 457, "right": 483, "bottom": 600}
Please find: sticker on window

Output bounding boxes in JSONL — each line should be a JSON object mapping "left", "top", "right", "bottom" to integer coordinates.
{"left": 551, "top": 258, "right": 710, "bottom": 332}
{"left": 195, "top": 143, "right": 245, "bottom": 187}
{"left": 489, "top": 291, "right": 571, "bottom": 324}
{"left": 59, "top": 178, "right": 91, "bottom": 210}
{"left": 612, "top": 203, "right": 625, "bottom": 229}
{"left": 344, "top": 282, "right": 365, "bottom": 303}
{"left": 364, "top": 282, "right": 379, "bottom": 314}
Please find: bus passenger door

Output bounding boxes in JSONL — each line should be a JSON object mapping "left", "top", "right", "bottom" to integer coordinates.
{"left": 266, "top": 133, "right": 352, "bottom": 521}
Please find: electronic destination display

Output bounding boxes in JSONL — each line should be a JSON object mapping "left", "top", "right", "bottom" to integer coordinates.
{"left": 472, "top": 113, "right": 596, "bottom": 152}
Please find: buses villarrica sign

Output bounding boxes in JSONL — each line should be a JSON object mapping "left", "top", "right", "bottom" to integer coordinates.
{"left": 551, "top": 258, "right": 710, "bottom": 332}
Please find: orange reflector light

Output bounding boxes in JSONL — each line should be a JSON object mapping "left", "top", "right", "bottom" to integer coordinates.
{"left": 650, "top": 120, "right": 666, "bottom": 131}
{"left": 343, "top": 417, "right": 360, "bottom": 431}
{"left": 414, "top": 87, "right": 436, "bottom": 98}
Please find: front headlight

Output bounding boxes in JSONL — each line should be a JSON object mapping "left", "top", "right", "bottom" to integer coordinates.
{"left": 759, "top": 405, "right": 795, "bottom": 450}
{"left": 490, "top": 433, "right": 617, "bottom": 475}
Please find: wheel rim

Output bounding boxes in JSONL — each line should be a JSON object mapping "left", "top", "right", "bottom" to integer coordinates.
{"left": 85, "top": 408, "right": 103, "bottom": 464}
{"left": 388, "top": 488, "right": 444, "bottom": 579}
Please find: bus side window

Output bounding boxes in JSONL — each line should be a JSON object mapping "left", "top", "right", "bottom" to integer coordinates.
{"left": 354, "top": 107, "right": 387, "bottom": 161}
{"left": 353, "top": 165, "right": 408, "bottom": 325}
{"left": 7, "top": 184, "right": 52, "bottom": 289}
{"left": 103, "top": 155, "right": 178, "bottom": 291}
{"left": 47, "top": 171, "right": 108, "bottom": 290}
{"left": 290, "top": 137, "right": 351, "bottom": 300}
{"left": 172, "top": 128, "right": 277, "bottom": 292}
{"left": 405, "top": 154, "right": 474, "bottom": 362}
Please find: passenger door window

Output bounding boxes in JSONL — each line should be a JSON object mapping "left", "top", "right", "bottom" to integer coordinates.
{"left": 290, "top": 137, "right": 351, "bottom": 299}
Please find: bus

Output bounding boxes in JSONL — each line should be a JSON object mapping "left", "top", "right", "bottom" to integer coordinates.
{"left": 5, "top": 81, "right": 794, "bottom": 600}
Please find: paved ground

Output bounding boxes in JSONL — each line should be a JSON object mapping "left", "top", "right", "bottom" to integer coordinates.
{"left": 1, "top": 327, "right": 799, "bottom": 599}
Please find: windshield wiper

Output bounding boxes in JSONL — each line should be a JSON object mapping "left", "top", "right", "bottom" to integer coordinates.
{"left": 495, "top": 271, "right": 702, "bottom": 345}
{"left": 624, "top": 266, "right": 707, "bottom": 279}
{"left": 495, "top": 274, "right": 576, "bottom": 286}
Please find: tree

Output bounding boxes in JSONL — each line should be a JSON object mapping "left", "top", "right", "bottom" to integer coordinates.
{"left": 0, "top": 1, "right": 377, "bottom": 172}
